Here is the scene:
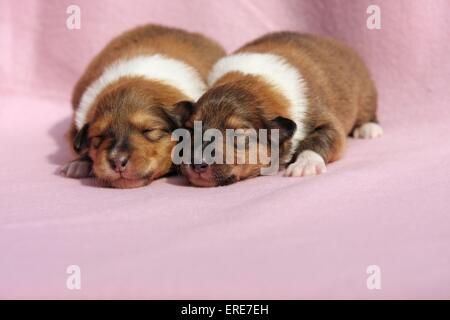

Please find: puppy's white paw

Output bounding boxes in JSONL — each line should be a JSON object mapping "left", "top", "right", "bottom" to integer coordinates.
{"left": 285, "top": 150, "right": 326, "bottom": 177}
{"left": 60, "top": 159, "right": 92, "bottom": 179}
{"left": 352, "top": 122, "right": 383, "bottom": 139}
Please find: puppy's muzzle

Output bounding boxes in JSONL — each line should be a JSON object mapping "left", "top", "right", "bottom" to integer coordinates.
{"left": 191, "top": 161, "right": 209, "bottom": 174}
{"left": 109, "top": 152, "right": 129, "bottom": 172}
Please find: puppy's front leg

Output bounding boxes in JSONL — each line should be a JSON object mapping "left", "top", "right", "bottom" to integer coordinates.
{"left": 285, "top": 116, "right": 345, "bottom": 177}
{"left": 60, "top": 155, "right": 93, "bottom": 179}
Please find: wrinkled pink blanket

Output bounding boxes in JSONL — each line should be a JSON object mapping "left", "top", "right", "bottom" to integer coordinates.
{"left": 1, "top": 0, "right": 449, "bottom": 299}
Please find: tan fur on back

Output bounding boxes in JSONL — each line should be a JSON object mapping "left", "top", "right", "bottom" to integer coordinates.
{"left": 238, "top": 32, "right": 378, "bottom": 135}
{"left": 72, "top": 24, "right": 226, "bottom": 110}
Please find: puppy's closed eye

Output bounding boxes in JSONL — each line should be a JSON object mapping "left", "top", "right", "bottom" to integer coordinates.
{"left": 143, "top": 129, "right": 167, "bottom": 141}
{"left": 90, "top": 136, "right": 104, "bottom": 148}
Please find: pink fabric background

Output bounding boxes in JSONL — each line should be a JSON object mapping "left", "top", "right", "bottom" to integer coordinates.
{"left": 1, "top": 0, "right": 449, "bottom": 299}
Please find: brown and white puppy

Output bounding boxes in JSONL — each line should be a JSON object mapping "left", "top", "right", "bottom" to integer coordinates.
{"left": 60, "top": 24, "right": 225, "bottom": 188}
{"left": 181, "top": 32, "right": 382, "bottom": 187}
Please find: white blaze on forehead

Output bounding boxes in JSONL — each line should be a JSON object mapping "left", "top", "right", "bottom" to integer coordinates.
{"left": 75, "top": 54, "right": 207, "bottom": 130}
{"left": 207, "top": 52, "right": 308, "bottom": 162}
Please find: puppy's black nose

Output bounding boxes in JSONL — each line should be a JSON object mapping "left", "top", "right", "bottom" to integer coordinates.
{"left": 192, "top": 162, "right": 209, "bottom": 173}
{"left": 110, "top": 154, "right": 129, "bottom": 172}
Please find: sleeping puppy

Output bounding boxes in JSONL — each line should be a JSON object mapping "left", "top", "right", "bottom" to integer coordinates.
{"left": 60, "top": 24, "right": 225, "bottom": 188}
{"left": 180, "top": 32, "right": 382, "bottom": 187}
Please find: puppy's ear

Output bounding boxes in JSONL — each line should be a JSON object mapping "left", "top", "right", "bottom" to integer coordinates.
{"left": 73, "top": 123, "right": 90, "bottom": 154}
{"left": 168, "top": 101, "right": 196, "bottom": 127}
{"left": 269, "top": 116, "right": 297, "bottom": 143}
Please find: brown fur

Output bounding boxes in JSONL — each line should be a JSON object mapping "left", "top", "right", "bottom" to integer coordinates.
{"left": 71, "top": 24, "right": 225, "bottom": 110}
{"left": 182, "top": 32, "right": 378, "bottom": 186}
{"left": 65, "top": 24, "right": 225, "bottom": 188}
{"left": 181, "top": 82, "right": 293, "bottom": 186}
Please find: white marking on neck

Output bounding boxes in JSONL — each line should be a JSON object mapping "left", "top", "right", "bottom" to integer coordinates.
{"left": 208, "top": 52, "right": 308, "bottom": 162}
{"left": 75, "top": 54, "right": 206, "bottom": 130}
